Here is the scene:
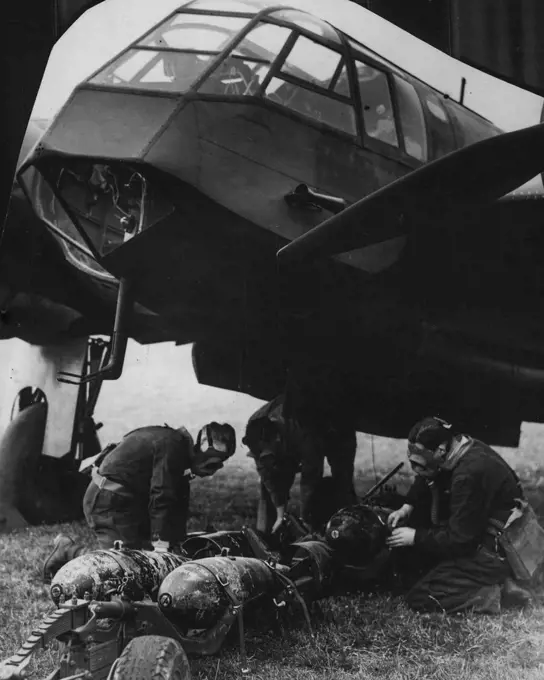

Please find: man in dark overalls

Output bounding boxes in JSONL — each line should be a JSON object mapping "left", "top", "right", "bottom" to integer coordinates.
{"left": 243, "top": 393, "right": 357, "bottom": 533}
{"left": 386, "top": 416, "right": 531, "bottom": 614}
{"left": 43, "top": 421, "right": 236, "bottom": 580}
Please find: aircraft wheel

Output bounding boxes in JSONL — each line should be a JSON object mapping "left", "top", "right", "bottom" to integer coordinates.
{"left": 112, "top": 636, "right": 191, "bottom": 680}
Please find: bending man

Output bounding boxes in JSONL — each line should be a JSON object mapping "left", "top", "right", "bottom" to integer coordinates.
{"left": 43, "top": 421, "right": 236, "bottom": 579}
{"left": 243, "top": 393, "right": 357, "bottom": 533}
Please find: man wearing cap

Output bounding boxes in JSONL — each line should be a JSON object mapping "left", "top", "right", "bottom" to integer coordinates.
{"left": 386, "top": 416, "right": 530, "bottom": 614}
{"left": 43, "top": 421, "right": 236, "bottom": 580}
{"left": 243, "top": 393, "right": 357, "bottom": 534}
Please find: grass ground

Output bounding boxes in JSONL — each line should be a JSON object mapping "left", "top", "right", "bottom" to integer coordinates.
{"left": 2, "top": 340, "right": 544, "bottom": 678}
{"left": 2, "top": 449, "right": 544, "bottom": 680}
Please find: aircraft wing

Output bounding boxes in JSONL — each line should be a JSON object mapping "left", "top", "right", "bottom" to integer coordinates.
{"left": 277, "top": 123, "right": 544, "bottom": 263}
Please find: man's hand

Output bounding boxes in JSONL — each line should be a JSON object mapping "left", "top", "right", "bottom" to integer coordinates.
{"left": 386, "top": 527, "right": 416, "bottom": 548}
{"left": 152, "top": 539, "right": 170, "bottom": 553}
{"left": 271, "top": 505, "right": 286, "bottom": 533}
{"left": 387, "top": 504, "right": 413, "bottom": 529}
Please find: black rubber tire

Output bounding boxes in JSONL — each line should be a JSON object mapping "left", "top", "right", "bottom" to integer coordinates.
{"left": 112, "top": 636, "right": 191, "bottom": 680}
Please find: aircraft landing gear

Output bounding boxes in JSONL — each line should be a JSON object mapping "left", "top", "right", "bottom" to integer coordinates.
{"left": 0, "top": 336, "right": 111, "bottom": 532}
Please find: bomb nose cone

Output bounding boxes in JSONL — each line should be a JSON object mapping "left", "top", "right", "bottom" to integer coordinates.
{"left": 50, "top": 551, "right": 121, "bottom": 604}
{"left": 50, "top": 548, "right": 188, "bottom": 604}
{"left": 159, "top": 556, "right": 276, "bottom": 629}
{"left": 159, "top": 561, "right": 232, "bottom": 629}
{"left": 325, "top": 505, "right": 388, "bottom": 566}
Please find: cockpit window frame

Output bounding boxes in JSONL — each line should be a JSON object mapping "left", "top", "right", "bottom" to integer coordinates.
{"left": 188, "top": 6, "right": 363, "bottom": 141}
{"left": 83, "top": 6, "right": 366, "bottom": 142}
{"left": 84, "top": 5, "right": 262, "bottom": 87}
{"left": 183, "top": 0, "right": 270, "bottom": 15}
{"left": 185, "top": 7, "right": 284, "bottom": 92}
{"left": 329, "top": 59, "right": 348, "bottom": 93}
{"left": 253, "top": 17, "right": 360, "bottom": 139}
{"left": 345, "top": 39, "right": 426, "bottom": 166}
{"left": 233, "top": 9, "right": 362, "bottom": 139}
{"left": 187, "top": 6, "right": 354, "bottom": 93}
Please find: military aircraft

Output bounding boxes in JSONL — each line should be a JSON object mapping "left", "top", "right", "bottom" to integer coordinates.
{"left": 2, "top": 0, "right": 544, "bottom": 530}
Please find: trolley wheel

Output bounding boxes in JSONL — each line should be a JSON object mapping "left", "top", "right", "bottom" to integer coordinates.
{"left": 112, "top": 635, "right": 191, "bottom": 680}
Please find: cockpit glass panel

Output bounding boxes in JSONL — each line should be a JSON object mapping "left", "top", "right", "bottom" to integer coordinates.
{"left": 232, "top": 22, "right": 292, "bottom": 58}
{"left": 20, "top": 167, "right": 114, "bottom": 280}
{"left": 139, "top": 14, "right": 249, "bottom": 50}
{"left": 393, "top": 75, "right": 427, "bottom": 161}
{"left": 24, "top": 158, "right": 175, "bottom": 281}
{"left": 51, "top": 161, "right": 175, "bottom": 257}
{"left": 265, "top": 77, "right": 356, "bottom": 135}
{"left": 110, "top": 50, "right": 158, "bottom": 83}
{"left": 91, "top": 49, "right": 215, "bottom": 92}
{"left": 198, "top": 22, "right": 290, "bottom": 95}
{"left": 356, "top": 60, "right": 399, "bottom": 147}
{"left": 281, "top": 35, "right": 342, "bottom": 89}
{"left": 90, "top": 13, "right": 250, "bottom": 92}
{"left": 267, "top": 9, "right": 341, "bottom": 43}
{"left": 199, "top": 56, "right": 269, "bottom": 95}
{"left": 333, "top": 65, "right": 350, "bottom": 96}
{"left": 193, "top": 13, "right": 356, "bottom": 136}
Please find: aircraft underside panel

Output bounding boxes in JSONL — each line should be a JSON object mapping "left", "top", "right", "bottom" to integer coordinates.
{"left": 191, "top": 338, "right": 525, "bottom": 447}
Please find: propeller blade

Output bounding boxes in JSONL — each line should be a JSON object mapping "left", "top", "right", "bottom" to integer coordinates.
{"left": 278, "top": 122, "right": 544, "bottom": 264}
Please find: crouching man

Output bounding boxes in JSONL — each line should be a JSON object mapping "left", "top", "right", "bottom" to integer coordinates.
{"left": 386, "top": 416, "right": 534, "bottom": 615}
{"left": 43, "top": 421, "right": 236, "bottom": 580}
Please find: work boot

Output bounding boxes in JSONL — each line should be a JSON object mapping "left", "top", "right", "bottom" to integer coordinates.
{"left": 43, "top": 534, "right": 86, "bottom": 583}
{"left": 501, "top": 578, "right": 533, "bottom": 610}
{"left": 470, "top": 584, "right": 502, "bottom": 615}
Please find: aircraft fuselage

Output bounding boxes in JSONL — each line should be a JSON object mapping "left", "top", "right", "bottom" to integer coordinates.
{"left": 6, "top": 0, "right": 544, "bottom": 446}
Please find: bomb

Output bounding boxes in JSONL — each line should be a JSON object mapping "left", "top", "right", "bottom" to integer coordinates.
{"left": 158, "top": 556, "right": 278, "bottom": 629}
{"left": 325, "top": 504, "right": 389, "bottom": 566}
{"left": 50, "top": 548, "right": 189, "bottom": 605}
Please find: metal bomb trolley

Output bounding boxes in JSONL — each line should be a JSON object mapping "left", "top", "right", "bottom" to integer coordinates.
{"left": 0, "top": 470, "right": 401, "bottom": 680}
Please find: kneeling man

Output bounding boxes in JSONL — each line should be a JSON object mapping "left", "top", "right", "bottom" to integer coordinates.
{"left": 387, "top": 416, "right": 531, "bottom": 614}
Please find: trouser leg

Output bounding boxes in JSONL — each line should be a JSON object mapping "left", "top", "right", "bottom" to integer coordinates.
{"left": 159, "top": 478, "right": 190, "bottom": 546}
{"left": 256, "top": 482, "right": 276, "bottom": 533}
{"left": 326, "top": 431, "right": 357, "bottom": 506}
{"left": 84, "top": 484, "right": 151, "bottom": 550}
{"left": 405, "top": 546, "right": 510, "bottom": 615}
{"left": 84, "top": 483, "right": 124, "bottom": 548}
{"left": 299, "top": 427, "right": 356, "bottom": 528}
{"left": 300, "top": 450, "right": 325, "bottom": 525}
{"left": 44, "top": 483, "right": 153, "bottom": 582}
